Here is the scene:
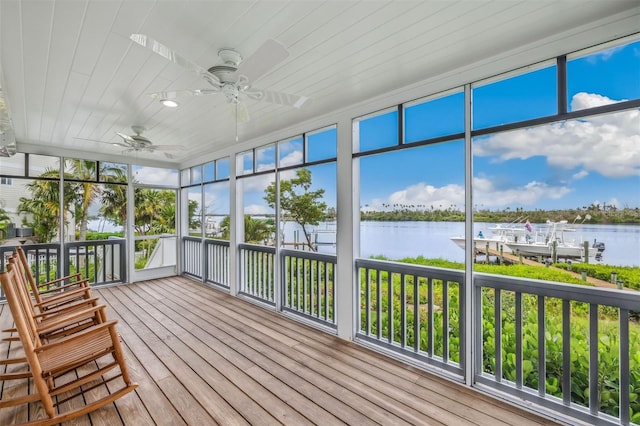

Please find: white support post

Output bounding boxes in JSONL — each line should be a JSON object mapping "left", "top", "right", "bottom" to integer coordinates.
{"left": 464, "top": 83, "right": 474, "bottom": 386}
{"left": 228, "top": 155, "right": 239, "bottom": 296}
{"left": 126, "top": 165, "right": 135, "bottom": 283}
{"left": 335, "top": 117, "right": 356, "bottom": 341}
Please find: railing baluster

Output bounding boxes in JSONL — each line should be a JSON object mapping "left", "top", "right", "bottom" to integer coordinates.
{"left": 365, "top": 268, "right": 371, "bottom": 335}
{"left": 562, "top": 299, "right": 571, "bottom": 405}
{"left": 495, "top": 288, "right": 502, "bottom": 382}
{"left": 414, "top": 275, "right": 420, "bottom": 353}
{"left": 620, "top": 308, "right": 630, "bottom": 425}
{"left": 443, "top": 280, "right": 450, "bottom": 363}
{"left": 538, "top": 295, "right": 546, "bottom": 397}
{"left": 387, "top": 271, "right": 393, "bottom": 344}
{"left": 401, "top": 273, "right": 406, "bottom": 347}
{"left": 589, "top": 303, "right": 599, "bottom": 415}
{"left": 428, "top": 277, "right": 434, "bottom": 356}
{"left": 515, "top": 292, "right": 522, "bottom": 389}
{"left": 376, "top": 269, "right": 382, "bottom": 339}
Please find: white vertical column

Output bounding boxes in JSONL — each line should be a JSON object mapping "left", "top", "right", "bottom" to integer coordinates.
{"left": 464, "top": 83, "right": 474, "bottom": 386}
{"left": 335, "top": 117, "right": 356, "bottom": 341}
{"left": 126, "top": 165, "right": 135, "bottom": 283}
{"left": 228, "top": 155, "right": 239, "bottom": 296}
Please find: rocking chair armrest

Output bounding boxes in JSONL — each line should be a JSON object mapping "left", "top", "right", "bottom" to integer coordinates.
{"left": 38, "top": 278, "right": 90, "bottom": 294}
{"left": 34, "top": 287, "right": 91, "bottom": 308}
{"left": 35, "top": 273, "right": 83, "bottom": 288}
{"left": 36, "top": 305, "right": 108, "bottom": 335}
{"left": 35, "top": 319, "right": 119, "bottom": 353}
{"left": 33, "top": 297, "right": 100, "bottom": 318}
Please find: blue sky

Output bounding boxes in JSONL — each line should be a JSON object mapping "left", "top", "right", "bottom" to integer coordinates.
{"left": 360, "top": 39, "right": 640, "bottom": 212}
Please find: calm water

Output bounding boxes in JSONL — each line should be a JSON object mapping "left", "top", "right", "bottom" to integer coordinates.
{"left": 358, "top": 221, "right": 640, "bottom": 267}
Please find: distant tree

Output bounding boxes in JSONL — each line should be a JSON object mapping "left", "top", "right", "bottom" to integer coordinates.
{"left": 0, "top": 203, "right": 11, "bottom": 240}
{"left": 188, "top": 199, "right": 201, "bottom": 230}
{"left": 100, "top": 167, "right": 128, "bottom": 228}
{"left": 17, "top": 167, "right": 75, "bottom": 242}
{"left": 218, "top": 215, "right": 274, "bottom": 244}
{"left": 264, "top": 168, "right": 327, "bottom": 251}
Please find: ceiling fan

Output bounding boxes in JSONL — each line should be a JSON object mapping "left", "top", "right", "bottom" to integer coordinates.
{"left": 129, "top": 34, "right": 310, "bottom": 115}
{"left": 113, "top": 126, "right": 182, "bottom": 159}
{"left": 77, "top": 125, "right": 182, "bottom": 159}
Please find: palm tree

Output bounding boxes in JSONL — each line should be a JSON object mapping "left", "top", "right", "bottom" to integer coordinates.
{"left": 100, "top": 167, "right": 128, "bottom": 228}
{"left": 65, "top": 159, "right": 101, "bottom": 241}
{"left": 218, "top": 215, "right": 274, "bottom": 244}
{"left": 0, "top": 204, "right": 12, "bottom": 240}
{"left": 17, "top": 167, "right": 74, "bottom": 242}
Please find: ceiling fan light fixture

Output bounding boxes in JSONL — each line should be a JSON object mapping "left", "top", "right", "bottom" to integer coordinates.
{"left": 160, "top": 98, "right": 179, "bottom": 107}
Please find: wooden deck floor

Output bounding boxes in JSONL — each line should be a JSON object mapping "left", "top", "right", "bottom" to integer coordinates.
{"left": 1, "top": 276, "right": 560, "bottom": 425}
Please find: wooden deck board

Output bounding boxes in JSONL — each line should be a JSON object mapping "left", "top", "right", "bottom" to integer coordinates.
{"left": 0, "top": 276, "right": 560, "bottom": 425}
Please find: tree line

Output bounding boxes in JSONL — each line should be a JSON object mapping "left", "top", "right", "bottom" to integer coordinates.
{"left": 361, "top": 205, "right": 640, "bottom": 224}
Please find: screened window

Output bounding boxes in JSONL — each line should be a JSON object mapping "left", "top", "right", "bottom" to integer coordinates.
{"left": 0, "top": 153, "right": 25, "bottom": 176}
{"left": 236, "top": 151, "right": 254, "bottom": 175}
{"left": 190, "top": 166, "right": 202, "bottom": 185}
{"left": 306, "top": 126, "right": 337, "bottom": 162}
{"left": 404, "top": 91, "right": 464, "bottom": 143}
{"left": 567, "top": 38, "right": 640, "bottom": 112}
{"left": 216, "top": 157, "right": 230, "bottom": 180}
{"left": 63, "top": 158, "right": 97, "bottom": 181}
{"left": 203, "top": 162, "right": 215, "bottom": 182}
{"left": 256, "top": 144, "right": 276, "bottom": 172}
{"left": 472, "top": 63, "right": 557, "bottom": 129}
{"left": 99, "top": 162, "right": 127, "bottom": 183}
{"left": 354, "top": 108, "right": 399, "bottom": 153}
{"left": 278, "top": 137, "right": 303, "bottom": 167}
{"left": 132, "top": 166, "right": 179, "bottom": 186}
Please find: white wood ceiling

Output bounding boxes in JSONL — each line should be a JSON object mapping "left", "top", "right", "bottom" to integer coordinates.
{"left": 1, "top": 0, "right": 638, "bottom": 168}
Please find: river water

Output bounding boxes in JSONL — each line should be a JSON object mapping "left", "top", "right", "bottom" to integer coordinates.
{"left": 302, "top": 221, "right": 640, "bottom": 267}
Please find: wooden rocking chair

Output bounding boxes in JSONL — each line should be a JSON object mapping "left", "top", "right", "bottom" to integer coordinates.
{"left": 13, "top": 248, "right": 94, "bottom": 312}
{"left": 0, "top": 268, "right": 138, "bottom": 425}
{"left": 3, "top": 256, "right": 101, "bottom": 343}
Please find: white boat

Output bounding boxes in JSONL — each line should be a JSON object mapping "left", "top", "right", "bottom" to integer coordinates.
{"left": 504, "top": 220, "right": 605, "bottom": 261}
{"left": 450, "top": 220, "right": 530, "bottom": 254}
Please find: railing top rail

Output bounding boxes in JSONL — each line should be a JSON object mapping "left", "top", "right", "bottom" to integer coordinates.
{"left": 204, "top": 238, "right": 230, "bottom": 247}
{"left": 475, "top": 272, "right": 640, "bottom": 310}
{"left": 0, "top": 242, "right": 60, "bottom": 252}
{"left": 64, "top": 239, "right": 125, "bottom": 247}
{"left": 356, "top": 257, "right": 465, "bottom": 282}
{"left": 183, "top": 236, "right": 202, "bottom": 242}
{"left": 238, "top": 243, "right": 276, "bottom": 254}
{"left": 280, "top": 249, "right": 336, "bottom": 263}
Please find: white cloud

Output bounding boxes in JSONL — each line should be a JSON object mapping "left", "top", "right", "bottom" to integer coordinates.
{"left": 474, "top": 93, "right": 640, "bottom": 178}
{"left": 382, "top": 182, "right": 465, "bottom": 209}
{"left": 132, "top": 166, "right": 179, "bottom": 185}
{"left": 279, "top": 150, "right": 303, "bottom": 167}
{"left": 244, "top": 204, "right": 270, "bottom": 215}
{"left": 474, "top": 177, "right": 571, "bottom": 207}
{"left": 368, "top": 178, "right": 571, "bottom": 211}
{"left": 572, "top": 170, "right": 588, "bottom": 180}
{"left": 239, "top": 174, "right": 273, "bottom": 192}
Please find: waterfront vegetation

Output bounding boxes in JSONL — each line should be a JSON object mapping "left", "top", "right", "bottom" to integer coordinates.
{"left": 360, "top": 255, "right": 640, "bottom": 421}
{"left": 361, "top": 205, "right": 640, "bottom": 224}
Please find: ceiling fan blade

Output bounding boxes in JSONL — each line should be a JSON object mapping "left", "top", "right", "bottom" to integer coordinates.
{"left": 130, "top": 34, "right": 221, "bottom": 87}
{"left": 257, "top": 89, "right": 310, "bottom": 108}
{"left": 74, "top": 137, "right": 130, "bottom": 148}
{"left": 149, "top": 89, "right": 221, "bottom": 99}
{"left": 238, "top": 39, "right": 289, "bottom": 82}
{"left": 153, "top": 144, "right": 184, "bottom": 151}
{"left": 115, "top": 132, "right": 136, "bottom": 145}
